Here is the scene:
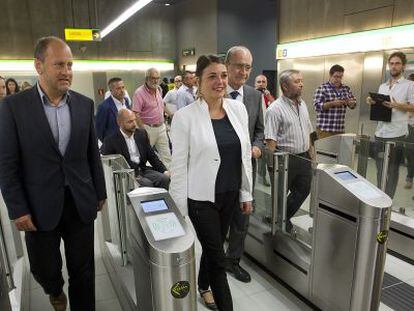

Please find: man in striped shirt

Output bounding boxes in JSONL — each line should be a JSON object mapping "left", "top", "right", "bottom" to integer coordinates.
{"left": 313, "top": 64, "right": 357, "bottom": 139}
{"left": 265, "top": 69, "right": 314, "bottom": 232}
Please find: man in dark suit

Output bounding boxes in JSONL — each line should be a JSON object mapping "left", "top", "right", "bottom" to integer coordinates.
{"left": 0, "top": 36, "right": 106, "bottom": 311}
{"left": 225, "top": 46, "right": 264, "bottom": 283}
{"left": 96, "top": 77, "right": 130, "bottom": 142}
{"left": 101, "top": 109, "right": 170, "bottom": 190}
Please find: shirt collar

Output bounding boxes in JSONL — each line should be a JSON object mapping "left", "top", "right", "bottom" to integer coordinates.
{"left": 328, "top": 81, "right": 342, "bottom": 89}
{"left": 37, "top": 82, "right": 70, "bottom": 106}
{"left": 120, "top": 129, "right": 134, "bottom": 140}
{"left": 282, "top": 95, "right": 303, "bottom": 106}
{"left": 111, "top": 94, "right": 126, "bottom": 106}
{"left": 227, "top": 85, "right": 244, "bottom": 97}
{"left": 386, "top": 76, "right": 405, "bottom": 86}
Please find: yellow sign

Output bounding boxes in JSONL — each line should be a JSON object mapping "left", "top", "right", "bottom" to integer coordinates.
{"left": 64, "top": 28, "right": 101, "bottom": 41}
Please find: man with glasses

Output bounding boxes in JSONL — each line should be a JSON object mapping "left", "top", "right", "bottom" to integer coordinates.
{"left": 132, "top": 68, "right": 171, "bottom": 168}
{"left": 163, "top": 75, "right": 182, "bottom": 114}
{"left": 224, "top": 46, "right": 264, "bottom": 283}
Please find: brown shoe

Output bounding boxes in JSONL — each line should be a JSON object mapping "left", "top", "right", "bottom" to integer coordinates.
{"left": 404, "top": 181, "right": 413, "bottom": 189}
{"left": 49, "top": 292, "right": 67, "bottom": 311}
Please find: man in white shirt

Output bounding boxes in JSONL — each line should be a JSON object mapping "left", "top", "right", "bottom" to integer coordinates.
{"left": 265, "top": 69, "right": 314, "bottom": 232}
{"left": 367, "top": 52, "right": 414, "bottom": 198}
{"left": 96, "top": 77, "right": 130, "bottom": 142}
{"left": 101, "top": 109, "right": 170, "bottom": 189}
{"left": 163, "top": 75, "right": 182, "bottom": 114}
{"left": 176, "top": 71, "right": 196, "bottom": 110}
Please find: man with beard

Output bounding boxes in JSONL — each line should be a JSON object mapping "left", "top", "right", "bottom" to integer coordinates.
{"left": 265, "top": 69, "right": 314, "bottom": 232}
{"left": 367, "top": 52, "right": 414, "bottom": 198}
{"left": 132, "top": 68, "right": 171, "bottom": 168}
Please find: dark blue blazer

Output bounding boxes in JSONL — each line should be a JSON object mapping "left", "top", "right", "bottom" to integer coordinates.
{"left": 95, "top": 96, "right": 130, "bottom": 141}
{"left": 0, "top": 87, "right": 107, "bottom": 231}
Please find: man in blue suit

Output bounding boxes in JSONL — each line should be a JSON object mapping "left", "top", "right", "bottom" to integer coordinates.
{"left": 0, "top": 36, "right": 106, "bottom": 310}
{"left": 96, "top": 77, "right": 130, "bottom": 142}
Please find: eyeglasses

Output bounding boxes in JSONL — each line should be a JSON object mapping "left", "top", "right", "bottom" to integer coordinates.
{"left": 174, "top": 80, "right": 182, "bottom": 83}
{"left": 229, "top": 63, "right": 252, "bottom": 71}
{"left": 149, "top": 77, "right": 160, "bottom": 81}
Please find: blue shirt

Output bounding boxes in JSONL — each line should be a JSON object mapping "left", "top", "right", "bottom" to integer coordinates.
{"left": 37, "top": 83, "right": 71, "bottom": 155}
{"left": 176, "top": 85, "right": 195, "bottom": 110}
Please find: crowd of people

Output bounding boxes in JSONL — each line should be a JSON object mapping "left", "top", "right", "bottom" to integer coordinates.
{"left": 0, "top": 76, "right": 33, "bottom": 100}
{"left": 0, "top": 34, "right": 413, "bottom": 311}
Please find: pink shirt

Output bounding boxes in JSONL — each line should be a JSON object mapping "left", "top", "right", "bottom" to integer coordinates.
{"left": 132, "top": 84, "right": 164, "bottom": 125}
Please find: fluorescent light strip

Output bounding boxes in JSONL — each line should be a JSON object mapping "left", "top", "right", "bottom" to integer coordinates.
{"left": 276, "top": 23, "right": 414, "bottom": 59}
{"left": 100, "top": 0, "right": 153, "bottom": 38}
{"left": 0, "top": 59, "right": 174, "bottom": 73}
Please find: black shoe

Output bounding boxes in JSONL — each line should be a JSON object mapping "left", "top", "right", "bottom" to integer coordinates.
{"left": 226, "top": 262, "right": 251, "bottom": 283}
{"left": 199, "top": 289, "right": 219, "bottom": 310}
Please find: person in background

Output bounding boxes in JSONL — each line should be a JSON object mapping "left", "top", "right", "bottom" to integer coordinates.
{"left": 21, "top": 81, "right": 33, "bottom": 91}
{"left": 265, "top": 69, "right": 314, "bottom": 232}
{"left": 101, "top": 109, "right": 170, "bottom": 189}
{"left": 96, "top": 77, "right": 130, "bottom": 142}
{"left": 0, "top": 36, "right": 106, "bottom": 311}
{"left": 132, "top": 68, "right": 171, "bottom": 168}
{"left": 255, "top": 74, "right": 275, "bottom": 108}
{"left": 170, "top": 55, "right": 253, "bottom": 311}
{"left": 160, "top": 77, "right": 169, "bottom": 97}
{"left": 163, "top": 75, "right": 183, "bottom": 115}
{"left": 0, "top": 76, "right": 6, "bottom": 100}
{"left": 313, "top": 64, "right": 357, "bottom": 139}
{"left": 224, "top": 46, "right": 264, "bottom": 283}
{"left": 404, "top": 72, "right": 414, "bottom": 189}
{"left": 366, "top": 52, "right": 414, "bottom": 198}
{"left": 6, "top": 77, "right": 20, "bottom": 95}
{"left": 176, "top": 71, "right": 196, "bottom": 110}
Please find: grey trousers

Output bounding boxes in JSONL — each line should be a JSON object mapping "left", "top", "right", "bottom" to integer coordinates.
{"left": 225, "top": 158, "right": 256, "bottom": 262}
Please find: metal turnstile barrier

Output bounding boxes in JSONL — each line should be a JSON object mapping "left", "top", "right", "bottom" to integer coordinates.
{"left": 260, "top": 152, "right": 392, "bottom": 310}
{"left": 128, "top": 188, "right": 196, "bottom": 311}
{"left": 315, "top": 133, "right": 356, "bottom": 168}
{"left": 100, "top": 154, "right": 196, "bottom": 311}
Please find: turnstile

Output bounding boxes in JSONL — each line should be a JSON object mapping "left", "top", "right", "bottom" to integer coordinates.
{"left": 248, "top": 156, "right": 392, "bottom": 310}
{"left": 128, "top": 187, "right": 196, "bottom": 311}
{"left": 315, "top": 133, "right": 356, "bottom": 167}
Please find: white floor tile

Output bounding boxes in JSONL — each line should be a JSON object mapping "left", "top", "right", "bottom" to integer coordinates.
{"left": 95, "top": 274, "right": 117, "bottom": 301}
{"left": 95, "top": 298, "right": 122, "bottom": 311}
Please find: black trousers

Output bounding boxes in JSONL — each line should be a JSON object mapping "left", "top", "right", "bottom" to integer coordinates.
{"left": 25, "top": 187, "right": 95, "bottom": 310}
{"left": 286, "top": 153, "right": 312, "bottom": 224}
{"left": 137, "top": 168, "right": 170, "bottom": 190}
{"left": 188, "top": 191, "right": 238, "bottom": 311}
{"left": 406, "top": 125, "right": 414, "bottom": 181}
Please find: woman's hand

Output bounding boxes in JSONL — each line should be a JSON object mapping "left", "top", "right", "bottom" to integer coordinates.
{"left": 240, "top": 201, "right": 253, "bottom": 215}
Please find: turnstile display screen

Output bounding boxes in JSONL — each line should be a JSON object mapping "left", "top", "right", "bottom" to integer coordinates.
{"left": 141, "top": 199, "right": 169, "bottom": 213}
{"left": 335, "top": 171, "right": 357, "bottom": 181}
{"left": 145, "top": 212, "right": 185, "bottom": 241}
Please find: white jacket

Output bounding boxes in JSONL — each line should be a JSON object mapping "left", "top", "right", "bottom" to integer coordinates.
{"left": 169, "top": 98, "right": 253, "bottom": 216}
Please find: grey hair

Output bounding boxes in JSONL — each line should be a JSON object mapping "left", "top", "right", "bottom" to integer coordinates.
{"left": 279, "top": 69, "right": 300, "bottom": 92}
{"left": 145, "top": 68, "right": 159, "bottom": 80}
{"left": 225, "top": 46, "right": 251, "bottom": 64}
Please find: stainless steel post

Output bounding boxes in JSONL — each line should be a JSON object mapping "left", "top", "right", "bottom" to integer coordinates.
{"left": 0, "top": 223, "right": 15, "bottom": 291}
{"left": 113, "top": 169, "right": 135, "bottom": 267}
{"left": 380, "top": 141, "right": 394, "bottom": 192}
{"left": 271, "top": 152, "right": 289, "bottom": 235}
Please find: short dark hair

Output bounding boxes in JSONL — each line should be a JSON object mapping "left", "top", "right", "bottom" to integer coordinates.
{"left": 329, "top": 64, "right": 344, "bottom": 76}
{"left": 388, "top": 51, "right": 407, "bottom": 65}
{"left": 34, "top": 36, "right": 67, "bottom": 62}
{"left": 107, "top": 77, "right": 123, "bottom": 88}
{"left": 196, "top": 55, "right": 224, "bottom": 78}
{"left": 5, "top": 78, "right": 20, "bottom": 94}
{"left": 408, "top": 73, "right": 414, "bottom": 81}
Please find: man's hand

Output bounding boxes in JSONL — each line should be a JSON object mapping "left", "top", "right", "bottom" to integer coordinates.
{"left": 366, "top": 96, "right": 375, "bottom": 105}
{"left": 97, "top": 199, "right": 106, "bottom": 212}
{"left": 240, "top": 201, "right": 253, "bottom": 215}
{"left": 14, "top": 214, "right": 37, "bottom": 231}
{"left": 345, "top": 99, "right": 357, "bottom": 109}
{"left": 252, "top": 146, "right": 262, "bottom": 159}
{"left": 164, "top": 171, "right": 171, "bottom": 177}
{"left": 383, "top": 97, "right": 400, "bottom": 109}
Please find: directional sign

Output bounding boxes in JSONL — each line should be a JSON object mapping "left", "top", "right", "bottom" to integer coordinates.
{"left": 64, "top": 28, "right": 101, "bottom": 41}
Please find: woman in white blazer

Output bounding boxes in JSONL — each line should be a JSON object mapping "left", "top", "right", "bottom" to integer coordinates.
{"left": 170, "top": 55, "right": 253, "bottom": 311}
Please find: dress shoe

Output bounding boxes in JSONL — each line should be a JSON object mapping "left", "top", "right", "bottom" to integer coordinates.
{"left": 49, "top": 292, "right": 67, "bottom": 311}
{"left": 199, "top": 289, "right": 218, "bottom": 310}
{"left": 226, "top": 262, "right": 251, "bottom": 283}
{"left": 404, "top": 180, "right": 413, "bottom": 189}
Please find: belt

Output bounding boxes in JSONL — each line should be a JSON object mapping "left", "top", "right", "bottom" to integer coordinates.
{"left": 146, "top": 123, "right": 163, "bottom": 128}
